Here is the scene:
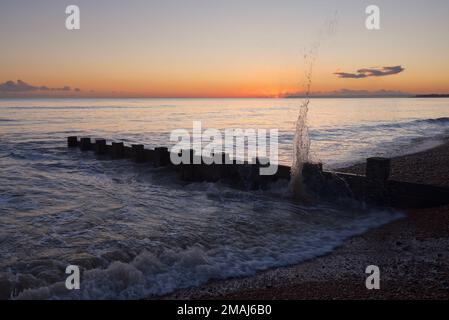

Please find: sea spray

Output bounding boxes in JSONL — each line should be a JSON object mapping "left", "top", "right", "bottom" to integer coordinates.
{"left": 290, "top": 101, "right": 310, "bottom": 200}
{"left": 289, "top": 45, "right": 318, "bottom": 200}
{"left": 289, "top": 14, "right": 338, "bottom": 200}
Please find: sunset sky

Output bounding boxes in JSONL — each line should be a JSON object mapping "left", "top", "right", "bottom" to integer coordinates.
{"left": 1, "top": 0, "right": 449, "bottom": 98}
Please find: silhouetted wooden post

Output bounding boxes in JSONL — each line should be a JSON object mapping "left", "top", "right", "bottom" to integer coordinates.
{"left": 79, "top": 137, "right": 92, "bottom": 151}
{"left": 95, "top": 139, "right": 107, "bottom": 155}
{"left": 67, "top": 136, "right": 78, "bottom": 148}
{"left": 217, "top": 152, "right": 231, "bottom": 180}
{"left": 302, "top": 162, "right": 323, "bottom": 176}
{"left": 179, "top": 149, "right": 195, "bottom": 181}
{"left": 248, "top": 157, "right": 260, "bottom": 189}
{"left": 366, "top": 157, "right": 391, "bottom": 182}
{"left": 111, "top": 142, "right": 125, "bottom": 159}
{"left": 154, "top": 147, "right": 169, "bottom": 167}
{"left": 248, "top": 157, "right": 271, "bottom": 189}
{"left": 131, "top": 144, "right": 145, "bottom": 162}
{"left": 302, "top": 162, "right": 324, "bottom": 182}
{"left": 365, "top": 157, "right": 391, "bottom": 206}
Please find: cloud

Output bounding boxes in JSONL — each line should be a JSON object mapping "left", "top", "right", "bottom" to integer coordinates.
{"left": 0, "top": 80, "right": 37, "bottom": 92}
{"left": 284, "top": 88, "right": 410, "bottom": 98}
{"left": 0, "top": 80, "right": 75, "bottom": 92}
{"left": 334, "top": 66, "right": 405, "bottom": 79}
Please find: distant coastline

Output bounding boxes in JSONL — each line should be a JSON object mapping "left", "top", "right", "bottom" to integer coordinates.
{"left": 285, "top": 94, "right": 449, "bottom": 99}
{"left": 414, "top": 94, "right": 449, "bottom": 98}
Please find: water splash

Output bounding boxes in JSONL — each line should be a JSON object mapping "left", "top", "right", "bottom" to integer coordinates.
{"left": 289, "top": 14, "right": 338, "bottom": 200}
{"left": 289, "top": 49, "right": 315, "bottom": 200}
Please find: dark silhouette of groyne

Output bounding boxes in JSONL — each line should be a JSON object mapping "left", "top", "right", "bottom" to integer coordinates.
{"left": 67, "top": 136, "right": 449, "bottom": 209}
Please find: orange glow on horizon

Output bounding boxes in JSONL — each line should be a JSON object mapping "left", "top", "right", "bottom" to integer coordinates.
{"left": 2, "top": 62, "right": 449, "bottom": 98}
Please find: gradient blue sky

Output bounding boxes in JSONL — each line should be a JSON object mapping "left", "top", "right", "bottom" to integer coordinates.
{"left": 1, "top": 0, "right": 449, "bottom": 97}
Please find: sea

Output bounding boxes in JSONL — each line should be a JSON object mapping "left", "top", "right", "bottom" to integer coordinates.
{"left": 1, "top": 97, "right": 448, "bottom": 299}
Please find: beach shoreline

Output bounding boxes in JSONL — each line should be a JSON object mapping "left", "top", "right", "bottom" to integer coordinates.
{"left": 162, "top": 142, "right": 449, "bottom": 300}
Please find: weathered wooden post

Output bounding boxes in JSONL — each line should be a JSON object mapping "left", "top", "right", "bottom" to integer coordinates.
{"left": 365, "top": 157, "right": 391, "bottom": 205}
{"left": 179, "top": 149, "right": 195, "bottom": 181}
{"left": 154, "top": 147, "right": 170, "bottom": 167}
{"left": 131, "top": 144, "right": 145, "bottom": 162}
{"left": 67, "top": 136, "right": 78, "bottom": 148}
{"left": 144, "top": 149, "right": 155, "bottom": 163}
{"left": 250, "top": 157, "right": 272, "bottom": 189}
{"left": 195, "top": 152, "right": 227, "bottom": 182}
{"left": 296, "top": 162, "right": 324, "bottom": 201}
{"left": 79, "top": 137, "right": 92, "bottom": 151}
{"left": 274, "top": 165, "right": 291, "bottom": 180}
{"left": 366, "top": 157, "right": 391, "bottom": 182}
{"left": 302, "top": 162, "right": 323, "bottom": 186}
{"left": 94, "top": 139, "right": 107, "bottom": 155}
{"left": 302, "top": 162, "right": 323, "bottom": 176}
{"left": 111, "top": 142, "right": 125, "bottom": 159}
{"left": 196, "top": 150, "right": 220, "bottom": 182}
{"left": 219, "top": 153, "right": 241, "bottom": 184}
{"left": 219, "top": 153, "right": 231, "bottom": 178}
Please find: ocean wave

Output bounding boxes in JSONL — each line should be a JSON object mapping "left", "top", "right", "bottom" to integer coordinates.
{"left": 416, "top": 116, "right": 449, "bottom": 124}
{"left": 326, "top": 117, "right": 449, "bottom": 133}
{"left": 12, "top": 207, "right": 401, "bottom": 300}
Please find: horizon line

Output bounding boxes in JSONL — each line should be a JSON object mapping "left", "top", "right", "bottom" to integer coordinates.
{"left": 2, "top": 95, "right": 446, "bottom": 100}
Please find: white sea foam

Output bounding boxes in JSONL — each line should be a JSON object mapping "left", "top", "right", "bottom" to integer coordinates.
{"left": 14, "top": 207, "right": 402, "bottom": 300}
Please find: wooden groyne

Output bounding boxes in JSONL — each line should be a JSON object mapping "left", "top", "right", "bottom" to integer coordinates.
{"left": 67, "top": 136, "right": 449, "bottom": 209}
